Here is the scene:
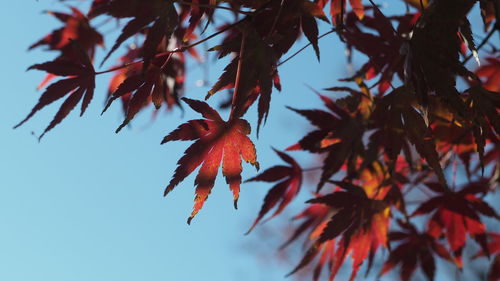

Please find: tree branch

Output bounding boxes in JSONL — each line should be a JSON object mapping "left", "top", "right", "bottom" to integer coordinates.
{"left": 175, "top": 0, "right": 252, "bottom": 15}
{"left": 277, "top": 29, "right": 336, "bottom": 67}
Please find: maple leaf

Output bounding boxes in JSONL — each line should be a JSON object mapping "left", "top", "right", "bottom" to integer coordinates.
{"left": 103, "top": 49, "right": 186, "bottom": 132}
{"left": 280, "top": 200, "right": 333, "bottom": 281}
{"left": 474, "top": 232, "right": 500, "bottom": 258}
{"left": 161, "top": 98, "right": 259, "bottom": 224}
{"left": 105, "top": 47, "right": 143, "bottom": 114}
{"left": 317, "top": 0, "right": 364, "bottom": 25}
{"left": 300, "top": 1, "right": 330, "bottom": 60}
{"left": 474, "top": 233, "right": 500, "bottom": 281}
{"left": 15, "top": 41, "right": 95, "bottom": 140}
{"left": 412, "top": 179, "right": 499, "bottom": 260}
{"left": 178, "top": 0, "right": 216, "bottom": 42}
{"left": 406, "top": 0, "right": 475, "bottom": 112}
{"left": 381, "top": 221, "right": 457, "bottom": 281}
{"left": 463, "top": 85, "right": 500, "bottom": 170}
{"left": 432, "top": 122, "right": 476, "bottom": 176}
{"left": 287, "top": 92, "right": 365, "bottom": 190}
{"left": 289, "top": 181, "right": 390, "bottom": 281}
{"left": 371, "top": 86, "right": 448, "bottom": 186}
{"left": 207, "top": 0, "right": 328, "bottom": 130}
{"left": 29, "top": 7, "right": 103, "bottom": 90}
{"left": 29, "top": 7, "right": 103, "bottom": 59}
{"left": 476, "top": 56, "right": 500, "bottom": 92}
{"left": 281, "top": 202, "right": 331, "bottom": 250}
{"left": 342, "top": 9, "right": 419, "bottom": 94}
{"left": 96, "top": 0, "right": 179, "bottom": 68}
{"left": 245, "top": 149, "right": 302, "bottom": 233}
{"left": 87, "top": 0, "right": 111, "bottom": 18}
{"left": 207, "top": 24, "right": 280, "bottom": 130}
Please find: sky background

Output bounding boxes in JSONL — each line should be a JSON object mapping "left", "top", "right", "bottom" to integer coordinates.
{"left": 0, "top": 1, "right": 497, "bottom": 281}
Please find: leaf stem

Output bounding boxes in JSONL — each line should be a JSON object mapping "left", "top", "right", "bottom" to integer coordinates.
{"left": 94, "top": 16, "right": 251, "bottom": 76}
{"left": 301, "top": 166, "right": 322, "bottom": 172}
{"left": 229, "top": 31, "right": 247, "bottom": 120}
{"left": 94, "top": 61, "right": 142, "bottom": 75}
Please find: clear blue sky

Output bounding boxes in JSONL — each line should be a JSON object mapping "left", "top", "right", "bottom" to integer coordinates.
{"left": 1, "top": 2, "right": 496, "bottom": 281}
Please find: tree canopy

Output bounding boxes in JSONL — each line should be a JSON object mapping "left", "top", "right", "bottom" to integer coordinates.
{"left": 15, "top": 0, "right": 499, "bottom": 280}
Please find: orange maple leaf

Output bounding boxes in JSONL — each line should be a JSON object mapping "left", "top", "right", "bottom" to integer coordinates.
{"left": 162, "top": 98, "right": 259, "bottom": 224}
{"left": 288, "top": 181, "right": 390, "bottom": 281}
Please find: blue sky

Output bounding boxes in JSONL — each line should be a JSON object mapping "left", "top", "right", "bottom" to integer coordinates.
{"left": 0, "top": 2, "right": 347, "bottom": 281}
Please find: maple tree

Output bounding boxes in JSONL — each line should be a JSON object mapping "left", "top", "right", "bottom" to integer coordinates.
{"left": 16, "top": 0, "right": 500, "bottom": 280}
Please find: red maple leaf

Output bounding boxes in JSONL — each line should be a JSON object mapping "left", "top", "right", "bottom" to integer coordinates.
{"left": 281, "top": 201, "right": 333, "bottom": 281}
{"left": 476, "top": 56, "right": 500, "bottom": 92}
{"left": 316, "top": 0, "right": 364, "bottom": 25}
{"left": 289, "top": 181, "right": 390, "bottom": 281}
{"left": 286, "top": 92, "right": 366, "bottom": 190}
{"left": 207, "top": 24, "right": 280, "bottom": 130}
{"left": 103, "top": 49, "right": 186, "bottom": 132}
{"left": 29, "top": 7, "right": 103, "bottom": 90}
{"left": 371, "top": 86, "right": 448, "bottom": 186}
{"left": 30, "top": 7, "right": 103, "bottom": 59}
{"left": 177, "top": 0, "right": 216, "bottom": 42}
{"left": 463, "top": 85, "right": 500, "bottom": 170}
{"left": 15, "top": 41, "right": 96, "bottom": 140}
{"left": 381, "top": 221, "right": 458, "bottom": 281}
{"left": 95, "top": 0, "right": 179, "bottom": 68}
{"left": 412, "top": 180, "right": 499, "bottom": 261}
{"left": 342, "top": 9, "right": 419, "bottom": 94}
{"left": 474, "top": 233, "right": 500, "bottom": 281}
{"left": 161, "top": 98, "right": 259, "bottom": 224}
{"left": 245, "top": 149, "right": 302, "bottom": 233}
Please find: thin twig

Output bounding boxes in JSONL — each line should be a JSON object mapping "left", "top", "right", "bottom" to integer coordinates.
{"left": 277, "top": 29, "right": 336, "bottom": 67}
{"left": 94, "top": 60, "right": 142, "bottom": 75}
{"left": 302, "top": 166, "right": 323, "bottom": 172}
{"left": 175, "top": 0, "right": 252, "bottom": 15}
{"left": 178, "top": 16, "right": 249, "bottom": 51}
{"left": 95, "top": 16, "right": 250, "bottom": 75}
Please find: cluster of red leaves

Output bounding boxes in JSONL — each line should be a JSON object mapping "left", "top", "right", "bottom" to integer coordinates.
{"left": 380, "top": 221, "right": 458, "bottom": 281}
{"left": 18, "top": 0, "right": 500, "bottom": 280}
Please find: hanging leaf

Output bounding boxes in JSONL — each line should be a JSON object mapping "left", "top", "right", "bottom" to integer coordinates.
{"left": 15, "top": 41, "right": 96, "bottom": 140}
{"left": 162, "top": 98, "right": 259, "bottom": 224}
{"left": 245, "top": 149, "right": 302, "bottom": 233}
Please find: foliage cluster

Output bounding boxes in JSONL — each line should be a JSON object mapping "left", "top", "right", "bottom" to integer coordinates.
{"left": 17, "top": 0, "right": 500, "bottom": 280}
